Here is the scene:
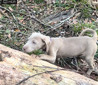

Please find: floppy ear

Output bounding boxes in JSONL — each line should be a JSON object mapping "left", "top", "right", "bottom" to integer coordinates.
{"left": 42, "top": 36, "right": 50, "bottom": 52}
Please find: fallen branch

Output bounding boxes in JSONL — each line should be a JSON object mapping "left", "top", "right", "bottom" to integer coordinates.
{"left": 30, "top": 15, "right": 53, "bottom": 28}
{"left": 43, "top": 10, "right": 77, "bottom": 34}
{"left": 43, "top": 10, "right": 69, "bottom": 23}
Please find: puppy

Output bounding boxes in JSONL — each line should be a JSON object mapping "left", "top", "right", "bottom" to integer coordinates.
{"left": 23, "top": 29, "right": 97, "bottom": 75}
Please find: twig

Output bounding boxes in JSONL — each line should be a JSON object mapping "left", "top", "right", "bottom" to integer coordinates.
{"left": 16, "top": 68, "right": 65, "bottom": 85}
{"left": 0, "top": 6, "right": 17, "bottom": 22}
{"left": 31, "top": 16, "right": 54, "bottom": 28}
{"left": 33, "top": 65, "right": 62, "bottom": 70}
{"left": 21, "top": 0, "right": 52, "bottom": 29}
{"left": 43, "top": 10, "right": 68, "bottom": 22}
{"left": 21, "top": 0, "right": 30, "bottom": 14}
{"left": 0, "top": 6, "right": 19, "bottom": 29}
{"left": 60, "top": 57, "right": 73, "bottom": 69}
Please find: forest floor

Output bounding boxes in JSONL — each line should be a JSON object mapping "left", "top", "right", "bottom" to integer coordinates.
{"left": 0, "top": 0, "right": 98, "bottom": 81}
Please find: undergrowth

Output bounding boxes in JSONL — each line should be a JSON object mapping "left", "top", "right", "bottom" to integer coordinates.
{"left": 0, "top": 0, "right": 97, "bottom": 54}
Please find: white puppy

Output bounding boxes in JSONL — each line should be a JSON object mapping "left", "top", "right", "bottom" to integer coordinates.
{"left": 23, "top": 29, "right": 97, "bottom": 75}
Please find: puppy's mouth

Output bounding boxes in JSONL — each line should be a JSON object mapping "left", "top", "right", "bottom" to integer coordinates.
{"left": 23, "top": 49, "right": 35, "bottom": 54}
{"left": 23, "top": 47, "right": 43, "bottom": 55}
{"left": 25, "top": 49, "right": 35, "bottom": 54}
{"left": 27, "top": 51, "right": 34, "bottom": 55}
{"left": 27, "top": 49, "right": 43, "bottom": 55}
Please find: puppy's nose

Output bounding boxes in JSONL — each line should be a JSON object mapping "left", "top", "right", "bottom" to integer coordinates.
{"left": 23, "top": 46, "right": 27, "bottom": 52}
{"left": 23, "top": 48, "right": 26, "bottom": 52}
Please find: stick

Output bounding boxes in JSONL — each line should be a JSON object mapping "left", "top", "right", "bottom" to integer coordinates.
{"left": 16, "top": 68, "right": 65, "bottom": 85}
{"left": 43, "top": 10, "right": 77, "bottom": 34}
{"left": 0, "top": 6, "right": 17, "bottom": 22}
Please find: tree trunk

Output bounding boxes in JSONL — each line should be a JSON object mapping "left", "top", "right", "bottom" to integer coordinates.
{"left": 0, "top": 44, "right": 98, "bottom": 85}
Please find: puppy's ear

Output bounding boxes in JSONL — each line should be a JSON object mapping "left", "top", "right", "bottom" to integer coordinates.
{"left": 42, "top": 36, "right": 50, "bottom": 52}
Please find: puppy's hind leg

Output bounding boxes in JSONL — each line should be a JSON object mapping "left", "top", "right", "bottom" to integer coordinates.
{"left": 85, "top": 56, "right": 95, "bottom": 75}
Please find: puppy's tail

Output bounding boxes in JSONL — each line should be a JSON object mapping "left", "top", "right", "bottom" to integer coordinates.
{"left": 79, "top": 28, "right": 97, "bottom": 42}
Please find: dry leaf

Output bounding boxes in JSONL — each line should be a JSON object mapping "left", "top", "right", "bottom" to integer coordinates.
{"left": 8, "top": 7, "right": 13, "bottom": 12}
{"left": 84, "top": 19, "right": 88, "bottom": 23}
{"left": 91, "top": 18, "right": 95, "bottom": 21}
{"left": 14, "top": 28, "right": 20, "bottom": 32}
{"left": 73, "top": 19, "right": 78, "bottom": 24}
{"left": 7, "top": 34, "right": 11, "bottom": 39}
{"left": 89, "top": 20, "right": 92, "bottom": 24}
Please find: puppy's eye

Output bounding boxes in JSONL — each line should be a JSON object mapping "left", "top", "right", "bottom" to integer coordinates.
{"left": 32, "top": 41, "right": 36, "bottom": 44}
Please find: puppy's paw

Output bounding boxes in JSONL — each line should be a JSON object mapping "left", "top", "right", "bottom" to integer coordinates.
{"left": 39, "top": 54, "right": 45, "bottom": 57}
{"left": 31, "top": 54, "right": 40, "bottom": 59}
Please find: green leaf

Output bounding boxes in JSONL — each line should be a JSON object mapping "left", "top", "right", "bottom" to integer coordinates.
{"left": 5, "top": 29, "right": 10, "bottom": 34}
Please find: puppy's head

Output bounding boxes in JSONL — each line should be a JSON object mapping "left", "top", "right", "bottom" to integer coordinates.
{"left": 23, "top": 32, "right": 50, "bottom": 53}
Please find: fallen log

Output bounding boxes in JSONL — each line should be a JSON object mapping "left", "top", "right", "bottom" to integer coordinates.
{"left": 0, "top": 44, "right": 98, "bottom": 85}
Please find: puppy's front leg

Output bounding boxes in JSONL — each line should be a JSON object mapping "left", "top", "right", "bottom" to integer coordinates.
{"left": 39, "top": 54, "right": 56, "bottom": 63}
{"left": 39, "top": 48, "right": 57, "bottom": 63}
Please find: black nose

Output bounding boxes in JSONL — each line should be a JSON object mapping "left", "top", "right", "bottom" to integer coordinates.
{"left": 22, "top": 48, "right": 25, "bottom": 52}
{"left": 23, "top": 46, "right": 26, "bottom": 52}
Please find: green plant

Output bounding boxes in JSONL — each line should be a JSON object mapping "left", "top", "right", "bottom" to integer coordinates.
{"left": 2, "top": 4, "right": 16, "bottom": 10}
{"left": 54, "top": 0, "right": 74, "bottom": 9}
{"left": 95, "top": 49, "right": 98, "bottom": 58}
{"left": 34, "top": 0, "right": 44, "bottom": 4}
{"left": 28, "top": 49, "right": 44, "bottom": 55}
{"left": 79, "top": 5, "right": 92, "bottom": 18}
{"left": 73, "top": 22, "right": 96, "bottom": 33}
